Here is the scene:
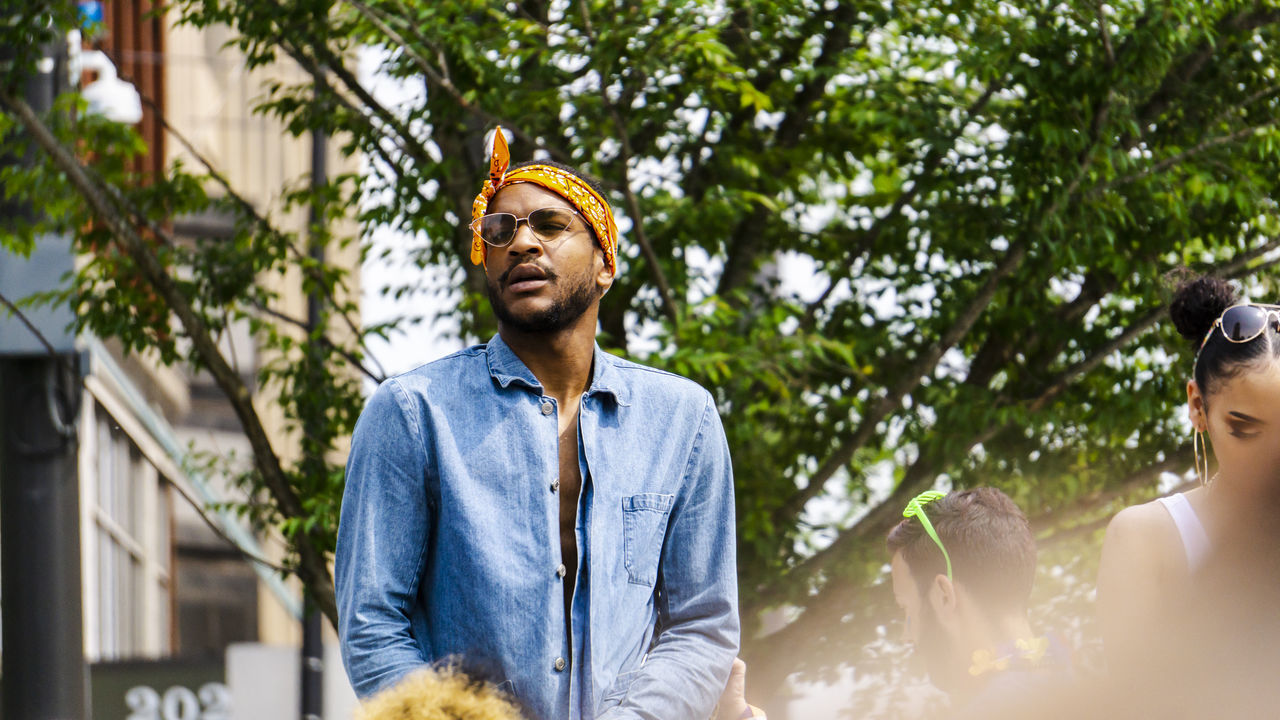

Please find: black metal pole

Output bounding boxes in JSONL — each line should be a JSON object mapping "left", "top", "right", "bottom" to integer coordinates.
{"left": 299, "top": 77, "right": 327, "bottom": 720}
{"left": 300, "top": 599, "right": 325, "bottom": 720}
{"left": 0, "top": 357, "right": 87, "bottom": 720}
{"left": 0, "top": 26, "right": 88, "bottom": 720}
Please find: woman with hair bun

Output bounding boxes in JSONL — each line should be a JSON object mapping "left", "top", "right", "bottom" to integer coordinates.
{"left": 1096, "top": 274, "right": 1280, "bottom": 670}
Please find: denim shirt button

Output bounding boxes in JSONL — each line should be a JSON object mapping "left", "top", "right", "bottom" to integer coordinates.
{"left": 540, "top": 401, "right": 554, "bottom": 415}
{"left": 551, "top": 479, "right": 559, "bottom": 493}
{"left": 556, "top": 563, "right": 567, "bottom": 578}
{"left": 554, "top": 657, "right": 567, "bottom": 672}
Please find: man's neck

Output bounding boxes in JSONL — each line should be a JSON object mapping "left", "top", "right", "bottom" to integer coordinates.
{"left": 951, "top": 612, "right": 1039, "bottom": 702}
{"left": 983, "top": 614, "right": 1036, "bottom": 650}
{"left": 498, "top": 317, "right": 597, "bottom": 404}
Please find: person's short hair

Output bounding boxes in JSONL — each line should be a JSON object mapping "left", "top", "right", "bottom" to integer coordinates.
{"left": 886, "top": 487, "right": 1036, "bottom": 618}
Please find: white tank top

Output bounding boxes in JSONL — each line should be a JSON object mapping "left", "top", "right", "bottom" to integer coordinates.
{"left": 1156, "top": 492, "right": 1211, "bottom": 573}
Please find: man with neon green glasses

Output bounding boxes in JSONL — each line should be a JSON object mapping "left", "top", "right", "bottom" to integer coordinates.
{"left": 887, "top": 488, "right": 1071, "bottom": 715}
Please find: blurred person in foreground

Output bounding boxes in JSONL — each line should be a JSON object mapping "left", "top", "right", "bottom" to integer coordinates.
{"left": 1098, "top": 275, "right": 1280, "bottom": 664}
{"left": 937, "top": 518, "right": 1280, "bottom": 720}
{"left": 355, "top": 666, "right": 525, "bottom": 720}
{"left": 360, "top": 662, "right": 770, "bottom": 720}
{"left": 887, "top": 488, "right": 1072, "bottom": 716}
{"left": 335, "top": 128, "right": 739, "bottom": 719}
{"left": 1092, "top": 274, "right": 1280, "bottom": 714}
{"left": 1084, "top": 503, "right": 1280, "bottom": 719}
{"left": 711, "top": 658, "right": 766, "bottom": 720}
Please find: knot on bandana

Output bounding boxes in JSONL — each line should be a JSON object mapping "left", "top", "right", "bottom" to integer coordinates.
{"left": 471, "top": 128, "right": 618, "bottom": 275}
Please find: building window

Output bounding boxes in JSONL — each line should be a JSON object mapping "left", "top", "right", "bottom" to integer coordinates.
{"left": 86, "top": 402, "right": 173, "bottom": 660}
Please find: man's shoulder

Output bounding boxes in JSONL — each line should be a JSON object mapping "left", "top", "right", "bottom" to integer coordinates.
{"left": 384, "top": 344, "right": 490, "bottom": 389}
{"left": 598, "top": 352, "right": 713, "bottom": 403}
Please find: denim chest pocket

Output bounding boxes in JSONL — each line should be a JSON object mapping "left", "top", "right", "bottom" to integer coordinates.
{"left": 622, "top": 493, "right": 675, "bottom": 587}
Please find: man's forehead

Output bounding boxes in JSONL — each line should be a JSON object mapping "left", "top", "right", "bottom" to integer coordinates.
{"left": 489, "top": 183, "right": 572, "bottom": 213}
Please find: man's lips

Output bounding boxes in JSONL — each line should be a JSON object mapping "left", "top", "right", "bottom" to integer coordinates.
{"left": 503, "top": 264, "right": 552, "bottom": 293}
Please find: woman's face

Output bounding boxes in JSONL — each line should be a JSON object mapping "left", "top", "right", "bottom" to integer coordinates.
{"left": 1189, "top": 359, "right": 1280, "bottom": 498}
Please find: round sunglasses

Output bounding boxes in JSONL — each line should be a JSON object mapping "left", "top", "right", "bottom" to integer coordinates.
{"left": 470, "top": 207, "right": 585, "bottom": 249}
{"left": 1199, "top": 303, "right": 1280, "bottom": 350}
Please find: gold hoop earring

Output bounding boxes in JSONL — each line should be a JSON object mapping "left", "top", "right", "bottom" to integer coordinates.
{"left": 1193, "top": 428, "right": 1211, "bottom": 488}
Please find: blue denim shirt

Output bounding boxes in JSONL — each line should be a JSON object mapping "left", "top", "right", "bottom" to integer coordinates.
{"left": 336, "top": 334, "right": 740, "bottom": 719}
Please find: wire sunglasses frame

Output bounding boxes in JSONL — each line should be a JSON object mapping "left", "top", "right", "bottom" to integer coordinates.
{"left": 1199, "top": 303, "right": 1280, "bottom": 350}
{"left": 902, "top": 490, "right": 953, "bottom": 582}
{"left": 470, "top": 207, "right": 587, "bottom": 249}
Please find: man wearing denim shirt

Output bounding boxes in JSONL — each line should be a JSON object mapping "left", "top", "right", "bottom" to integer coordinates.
{"left": 335, "top": 129, "right": 740, "bottom": 720}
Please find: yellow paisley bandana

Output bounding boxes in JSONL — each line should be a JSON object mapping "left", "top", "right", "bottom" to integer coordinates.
{"left": 470, "top": 127, "right": 618, "bottom": 275}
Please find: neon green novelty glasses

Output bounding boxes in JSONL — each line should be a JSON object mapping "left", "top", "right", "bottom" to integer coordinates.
{"left": 902, "top": 490, "right": 953, "bottom": 581}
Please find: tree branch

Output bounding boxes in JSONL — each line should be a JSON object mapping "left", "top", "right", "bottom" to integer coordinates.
{"left": 752, "top": 233, "right": 1280, "bottom": 613}
{"left": 803, "top": 81, "right": 1003, "bottom": 322}
{"left": 775, "top": 100, "right": 1112, "bottom": 582}
{"left": 137, "top": 93, "right": 386, "bottom": 382}
{"left": 2, "top": 290, "right": 291, "bottom": 573}
{"left": 717, "top": 2, "right": 864, "bottom": 296}
{"left": 1095, "top": 0, "right": 1115, "bottom": 67}
{"left": 342, "top": 0, "right": 577, "bottom": 166}
{"left": 0, "top": 289, "right": 62, "bottom": 358}
{"left": 762, "top": 96, "right": 1135, "bottom": 601}
{"left": 607, "top": 115, "right": 680, "bottom": 326}
{"left": 0, "top": 88, "right": 338, "bottom": 625}
{"left": 163, "top": 471, "right": 293, "bottom": 574}
{"left": 252, "top": 301, "right": 386, "bottom": 384}
{"left": 774, "top": 240, "right": 1031, "bottom": 526}
{"left": 1126, "top": 7, "right": 1280, "bottom": 147}
{"left": 1093, "top": 122, "right": 1275, "bottom": 196}
{"left": 287, "top": 41, "right": 437, "bottom": 173}
{"left": 679, "top": 7, "right": 822, "bottom": 203}
{"left": 1032, "top": 454, "right": 1192, "bottom": 540}
{"left": 576, "top": 3, "right": 680, "bottom": 326}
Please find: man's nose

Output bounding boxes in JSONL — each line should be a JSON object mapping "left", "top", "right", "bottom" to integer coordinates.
{"left": 507, "top": 221, "right": 543, "bottom": 255}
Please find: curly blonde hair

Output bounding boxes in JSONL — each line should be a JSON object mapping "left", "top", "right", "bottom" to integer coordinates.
{"left": 355, "top": 666, "right": 525, "bottom": 720}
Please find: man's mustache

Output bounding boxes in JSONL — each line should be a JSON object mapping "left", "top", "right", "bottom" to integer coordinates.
{"left": 499, "top": 262, "right": 556, "bottom": 285}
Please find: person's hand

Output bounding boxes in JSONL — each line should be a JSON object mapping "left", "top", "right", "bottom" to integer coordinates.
{"left": 714, "top": 657, "right": 751, "bottom": 720}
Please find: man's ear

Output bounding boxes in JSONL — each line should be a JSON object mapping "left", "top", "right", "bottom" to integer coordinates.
{"left": 595, "top": 249, "right": 615, "bottom": 295}
{"left": 929, "top": 573, "right": 959, "bottom": 618}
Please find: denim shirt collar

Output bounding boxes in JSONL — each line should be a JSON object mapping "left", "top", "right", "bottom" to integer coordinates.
{"left": 485, "top": 333, "right": 631, "bottom": 406}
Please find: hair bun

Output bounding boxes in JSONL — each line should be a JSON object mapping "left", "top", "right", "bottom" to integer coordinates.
{"left": 1170, "top": 275, "right": 1239, "bottom": 348}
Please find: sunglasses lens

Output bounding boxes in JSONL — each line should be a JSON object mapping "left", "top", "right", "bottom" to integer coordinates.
{"left": 476, "top": 213, "right": 517, "bottom": 247}
{"left": 528, "top": 208, "right": 577, "bottom": 240}
{"left": 1221, "top": 305, "right": 1268, "bottom": 342}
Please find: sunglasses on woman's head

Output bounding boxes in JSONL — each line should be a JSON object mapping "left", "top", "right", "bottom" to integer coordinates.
{"left": 1200, "top": 303, "right": 1280, "bottom": 350}
{"left": 470, "top": 207, "right": 584, "bottom": 248}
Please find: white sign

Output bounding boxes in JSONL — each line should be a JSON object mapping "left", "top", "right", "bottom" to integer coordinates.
{"left": 125, "top": 683, "right": 230, "bottom": 720}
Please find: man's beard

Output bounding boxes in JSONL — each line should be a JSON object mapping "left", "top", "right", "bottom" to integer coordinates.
{"left": 487, "top": 264, "right": 601, "bottom": 334}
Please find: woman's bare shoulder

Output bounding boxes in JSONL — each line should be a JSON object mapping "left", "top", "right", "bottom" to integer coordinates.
{"left": 1101, "top": 498, "right": 1182, "bottom": 574}
{"left": 1097, "top": 496, "right": 1193, "bottom": 661}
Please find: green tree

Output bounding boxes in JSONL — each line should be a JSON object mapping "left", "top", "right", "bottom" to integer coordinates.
{"left": 4, "top": 0, "right": 1280, "bottom": 711}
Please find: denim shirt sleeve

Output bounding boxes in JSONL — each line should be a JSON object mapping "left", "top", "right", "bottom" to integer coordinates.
{"left": 335, "top": 378, "right": 433, "bottom": 697}
{"left": 599, "top": 393, "right": 741, "bottom": 719}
